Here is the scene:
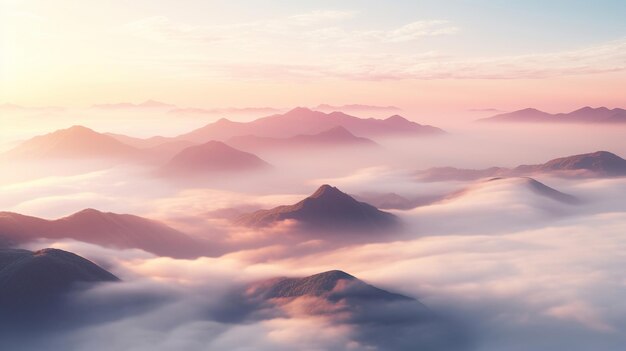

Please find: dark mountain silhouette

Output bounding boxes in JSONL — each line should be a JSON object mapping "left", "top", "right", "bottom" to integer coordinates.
{"left": 0, "top": 209, "right": 206, "bottom": 258}
{"left": 248, "top": 270, "right": 412, "bottom": 302}
{"left": 0, "top": 248, "right": 118, "bottom": 314}
{"left": 227, "top": 126, "right": 377, "bottom": 151}
{"left": 245, "top": 270, "right": 466, "bottom": 351}
{"left": 416, "top": 151, "right": 626, "bottom": 181}
{"left": 479, "top": 106, "right": 626, "bottom": 123}
{"left": 177, "top": 107, "right": 444, "bottom": 142}
{"left": 158, "top": 140, "right": 271, "bottom": 177}
{"left": 236, "top": 184, "right": 399, "bottom": 231}
{"left": 3, "top": 125, "right": 140, "bottom": 160}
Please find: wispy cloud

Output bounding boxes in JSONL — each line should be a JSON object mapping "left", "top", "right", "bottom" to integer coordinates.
{"left": 118, "top": 11, "right": 625, "bottom": 81}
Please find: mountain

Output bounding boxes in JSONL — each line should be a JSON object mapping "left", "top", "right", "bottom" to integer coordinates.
{"left": 236, "top": 184, "right": 399, "bottom": 231}
{"left": 168, "top": 106, "right": 281, "bottom": 115}
{"left": 245, "top": 270, "right": 464, "bottom": 351}
{"left": 177, "top": 107, "right": 444, "bottom": 142}
{"left": 479, "top": 106, "right": 626, "bottom": 123}
{"left": 416, "top": 151, "right": 626, "bottom": 181}
{"left": 3, "top": 125, "right": 140, "bottom": 160}
{"left": 247, "top": 270, "right": 412, "bottom": 302}
{"left": 227, "top": 126, "right": 377, "bottom": 151}
{"left": 0, "top": 248, "right": 118, "bottom": 313}
{"left": 437, "top": 177, "right": 579, "bottom": 206}
{"left": 92, "top": 100, "right": 176, "bottom": 110}
{"left": 513, "top": 151, "right": 626, "bottom": 177}
{"left": 158, "top": 140, "right": 271, "bottom": 177}
{"left": 0, "top": 209, "right": 206, "bottom": 258}
{"left": 314, "top": 104, "right": 401, "bottom": 113}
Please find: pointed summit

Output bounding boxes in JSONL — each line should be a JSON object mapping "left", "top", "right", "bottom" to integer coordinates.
{"left": 236, "top": 184, "right": 399, "bottom": 231}
{"left": 309, "top": 184, "right": 347, "bottom": 199}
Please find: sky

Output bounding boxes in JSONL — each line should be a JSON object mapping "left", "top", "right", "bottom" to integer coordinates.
{"left": 1, "top": 0, "right": 625, "bottom": 116}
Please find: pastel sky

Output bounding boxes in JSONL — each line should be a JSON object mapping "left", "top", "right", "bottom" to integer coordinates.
{"left": 2, "top": 0, "right": 625, "bottom": 114}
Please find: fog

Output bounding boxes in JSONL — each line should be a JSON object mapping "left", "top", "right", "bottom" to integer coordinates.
{"left": 1, "top": 106, "right": 625, "bottom": 350}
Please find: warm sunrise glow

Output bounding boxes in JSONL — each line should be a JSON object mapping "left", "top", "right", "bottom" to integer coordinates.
{"left": 1, "top": 1, "right": 626, "bottom": 351}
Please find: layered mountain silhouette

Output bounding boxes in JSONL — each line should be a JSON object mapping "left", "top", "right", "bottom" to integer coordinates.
{"left": 168, "top": 106, "right": 281, "bottom": 116}
{"left": 92, "top": 100, "right": 175, "bottom": 110}
{"left": 314, "top": 104, "right": 401, "bottom": 113}
{"left": 0, "top": 248, "right": 118, "bottom": 316}
{"left": 158, "top": 140, "right": 271, "bottom": 177}
{"left": 177, "top": 107, "right": 444, "bottom": 142}
{"left": 3, "top": 125, "right": 140, "bottom": 160}
{"left": 227, "top": 126, "right": 377, "bottom": 152}
{"left": 439, "top": 177, "right": 579, "bottom": 205}
{"left": 416, "top": 151, "right": 626, "bottom": 181}
{"left": 248, "top": 270, "right": 412, "bottom": 302}
{"left": 479, "top": 106, "right": 626, "bottom": 123}
{"left": 0, "top": 209, "right": 206, "bottom": 258}
{"left": 236, "top": 184, "right": 399, "bottom": 231}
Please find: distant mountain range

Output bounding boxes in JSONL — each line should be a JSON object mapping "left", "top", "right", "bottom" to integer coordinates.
{"left": 236, "top": 184, "right": 399, "bottom": 232}
{"left": 177, "top": 107, "right": 444, "bottom": 142}
{"left": 227, "top": 126, "right": 377, "bottom": 152}
{"left": 3, "top": 106, "right": 439, "bottom": 165}
{"left": 0, "top": 248, "right": 117, "bottom": 314}
{"left": 158, "top": 140, "right": 271, "bottom": 177}
{"left": 478, "top": 106, "right": 626, "bottom": 123}
{"left": 416, "top": 151, "right": 626, "bottom": 181}
{"left": 91, "top": 100, "right": 176, "bottom": 110}
{"left": 0, "top": 209, "right": 206, "bottom": 258}
{"left": 313, "top": 104, "right": 401, "bottom": 113}
{"left": 168, "top": 107, "right": 281, "bottom": 115}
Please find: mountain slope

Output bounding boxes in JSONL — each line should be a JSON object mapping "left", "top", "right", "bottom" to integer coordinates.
{"left": 227, "top": 126, "right": 377, "bottom": 151}
{"left": 0, "top": 209, "right": 206, "bottom": 258}
{"left": 236, "top": 184, "right": 399, "bottom": 231}
{"left": 479, "top": 106, "right": 626, "bottom": 123}
{"left": 514, "top": 151, "right": 626, "bottom": 176}
{"left": 250, "top": 270, "right": 413, "bottom": 301}
{"left": 0, "top": 248, "right": 118, "bottom": 311}
{"left": 416, "top": 151, "right": 626, "bottom": 181}
{"left": 158, "top": 140, "right": 271, "bottom": 176}
{"left": 3, "top": 125, "right": 140, "bottom": 160}
{"left": 249, "top": 270, "right": 412, "bottom": 302}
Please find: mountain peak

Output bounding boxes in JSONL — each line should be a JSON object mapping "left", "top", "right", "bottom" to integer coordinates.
{"left": 63, "top": 125, "right": 98, "bottom": 135}
{"left": 308, "top": 184, "right": 353, "bottom": 202}
{"left": 249, "top": 269, "right": 411, "bottom": 301}
{"left": 286, "top": 106, "right": 314, "bottom": 114}
{"left": 317, "top": 125, "right": 353, "bottom": 137}
{"left": 236, "top": 184, "right": 398, "bottom": 231}
{"left": 386, "top": 114, "right": 408, "bottom": 122}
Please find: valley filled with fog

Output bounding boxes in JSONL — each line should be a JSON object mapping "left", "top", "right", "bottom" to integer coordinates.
{"left": 1, "top": 104, "right": 626, "bottom": 351}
